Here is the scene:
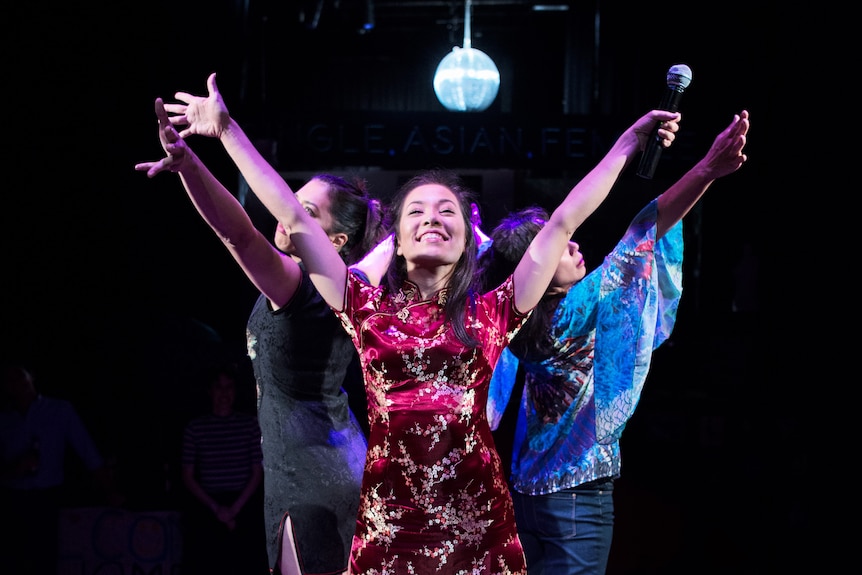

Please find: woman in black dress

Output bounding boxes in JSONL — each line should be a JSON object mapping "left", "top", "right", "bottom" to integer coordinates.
{"left": 136, "top": 74, "right": 387, "bottom": 573}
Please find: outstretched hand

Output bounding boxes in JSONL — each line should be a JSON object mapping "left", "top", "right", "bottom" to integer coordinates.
{"left": 697, "top": 110, "right": 750, "bottom": 179}
{"left": 163, "top": 72, "right": 230, "bottom": 139}
{"left": 133, "top": 97, "right": 189, "bottom": 178}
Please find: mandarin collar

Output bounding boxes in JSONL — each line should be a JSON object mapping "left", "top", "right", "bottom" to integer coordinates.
{"left": 396, "top": 280, "right": 449, "bottom": 306}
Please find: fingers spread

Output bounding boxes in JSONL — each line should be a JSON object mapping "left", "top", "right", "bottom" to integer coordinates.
{"left": 162, "top": 102, "right": 188, "bottom": 117}
{"left": 173, "top": 91, "right": 193, "bottom": 104}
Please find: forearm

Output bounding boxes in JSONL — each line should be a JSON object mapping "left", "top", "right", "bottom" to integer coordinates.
{"left": 551, "top": 151, "right": 632, "bottom": 236}
{"left": 513, "top": 132, "right": 639, "bottom": 312}
{"left": 217, "top": 119, "right": 347, "bottom": 307}
{"left": 654, "top": 110, "right": 750, "bottom": 238}
{"left": 217, "top": 119, "right": 307, "bottom": 231}
{"left": 229, "top": 465, "right": 263, "bottom": 515}
{"left": 181, "top": 471, "right": 218, "bottom": 511}
{"left": 176, "top": 148, "right": 257, "bottom": 246}
{"left": 547, "top": 121, "right": 642, "bottom": 239}
{"left": 352, "top": 233, "right": 393, "bottom": 286}
{"left": 654, "top": 161, "right": 715, "bottom": 239}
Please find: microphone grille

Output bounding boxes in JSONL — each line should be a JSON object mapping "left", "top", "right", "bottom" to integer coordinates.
{"left": 667, "top": 64, "right": 693, "bottom": 89}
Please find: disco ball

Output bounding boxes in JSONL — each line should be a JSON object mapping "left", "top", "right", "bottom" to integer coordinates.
{"left": 433, "top": 46, "right": 500, "bottom": 112}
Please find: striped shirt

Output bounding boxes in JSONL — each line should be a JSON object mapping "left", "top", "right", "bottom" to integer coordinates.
{"left": 181, "top": 412, "right": 262, "bottom": 493}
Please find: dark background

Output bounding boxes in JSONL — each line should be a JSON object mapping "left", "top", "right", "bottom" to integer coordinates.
{"left": 4, "top": 1, "right": 806, "bottom": 573}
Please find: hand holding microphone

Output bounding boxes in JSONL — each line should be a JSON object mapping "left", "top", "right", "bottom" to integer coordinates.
{"left": 637, "top": 64, "right": 692, "bottom": 179}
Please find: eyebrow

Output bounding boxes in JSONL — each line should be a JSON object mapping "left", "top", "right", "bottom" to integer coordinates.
{"left": 301, "top": 200, "right": 321, "bottom": 213}
{"left": 407, "top": 198, "right": 457, "bottom": 209}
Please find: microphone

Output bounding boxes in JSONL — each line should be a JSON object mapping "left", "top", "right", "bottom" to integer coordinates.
{"left": 636, "top": 63, "right": 692, "bottom": 179}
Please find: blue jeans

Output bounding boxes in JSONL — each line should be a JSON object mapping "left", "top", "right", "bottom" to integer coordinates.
{"left": 512, "top": 478, "right": 615, "bottom": 575}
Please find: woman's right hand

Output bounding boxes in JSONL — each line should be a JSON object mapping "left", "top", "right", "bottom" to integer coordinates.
{"left": 134, "top": 97, "right": 191, "bottom": 178}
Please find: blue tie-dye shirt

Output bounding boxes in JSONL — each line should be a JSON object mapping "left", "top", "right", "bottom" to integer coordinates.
{"left": 487, "top": 199, "right": 683, "bottom": 495}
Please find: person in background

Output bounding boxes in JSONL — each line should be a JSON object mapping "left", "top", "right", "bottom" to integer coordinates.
{"left": 180, "top": 362, "right": 269, "bottom": 575}
{"left": 0, "top": 362, "right": 121, "bottom": 575}
{"left": 136, "top": 73, "right": 385, "bottom": 574}
{"left": 480, "top": 110, "right": 750, "bottom": 574}
{"left": 136, "top": 70, "right": 681, "bottom": 573}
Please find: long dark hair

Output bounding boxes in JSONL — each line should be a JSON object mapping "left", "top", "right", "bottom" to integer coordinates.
{"left": 383, "top": 169, "right": 480, "bottom": 347}
{"left": 313, "top": 173, "right": 388, "bottom": 265}
{"left": 478, "top": 206, "right": 560, "bottom": 359}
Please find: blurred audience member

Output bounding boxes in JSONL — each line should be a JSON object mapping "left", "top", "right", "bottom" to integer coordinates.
{"left": 0, "top": 362, "right": 120, "bottom": 575}
{"left": 180, "top": 362, "right": 269, "bottom": 575}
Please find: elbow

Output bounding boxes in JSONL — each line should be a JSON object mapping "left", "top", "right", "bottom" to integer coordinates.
{"left": 220, "top": 226, "right": 259, "bottom": 251}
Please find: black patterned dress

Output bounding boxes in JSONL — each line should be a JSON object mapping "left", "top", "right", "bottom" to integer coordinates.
{"left": 246, "top": 268, "right": 367, "bottom": 574}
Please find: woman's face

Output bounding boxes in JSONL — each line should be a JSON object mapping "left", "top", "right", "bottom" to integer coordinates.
{"left": 273, "top": 178, "right": 334, "bottom": 254}
{"left": 395, "top": 184, "right": 467, "bottom": 271}
{"left": 548, "top": 239, "right": 587, "bottom": 293}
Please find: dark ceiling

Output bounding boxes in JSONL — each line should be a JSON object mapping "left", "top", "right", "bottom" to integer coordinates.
{"left": 298, "top": 1, "right": 568, "bottom": 32}
{"left": 204, "top": 1, "right": 766, "bottom": 131}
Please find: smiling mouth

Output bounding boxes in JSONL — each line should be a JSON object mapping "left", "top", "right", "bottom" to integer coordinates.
{"left": 419, "top": 232, "right": 447, "bottom": 242}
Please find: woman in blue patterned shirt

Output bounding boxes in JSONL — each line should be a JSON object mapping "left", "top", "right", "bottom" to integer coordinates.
{"left": 480, "top": 111, "right": 750, "bottom": 574}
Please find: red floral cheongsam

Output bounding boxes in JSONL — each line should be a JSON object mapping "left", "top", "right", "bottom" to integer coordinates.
{"left": 335, "top": 272, "right": 529, "bottom": 574}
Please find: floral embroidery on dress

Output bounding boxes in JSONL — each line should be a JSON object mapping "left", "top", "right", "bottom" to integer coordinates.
{"left": 337, "top": 272, "right": 529, "bottom": 574}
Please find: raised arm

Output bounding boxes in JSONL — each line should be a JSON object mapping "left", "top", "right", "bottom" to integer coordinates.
{"left": 351, "top": 233, "right": 394, "bottom": 286}
{"left": 655, "top": 110, "right": 750, "bottom": 239}
{"left": 512, "top": 109, "right": 681, "bottom": 313}
{"left": 134, "top": 98, "right": 302, "bottom": 309}
{"left": 164, "top": 73, "right": 348, "bottom": 310}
